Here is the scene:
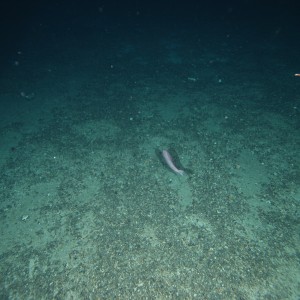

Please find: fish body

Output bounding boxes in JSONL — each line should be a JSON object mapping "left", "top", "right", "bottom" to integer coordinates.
{"left": 162, "top": 150, "right": 184, "bottom": 175}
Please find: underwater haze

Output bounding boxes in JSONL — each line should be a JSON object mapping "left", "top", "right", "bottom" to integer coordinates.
{"left": 0, "top": 0, "right": 300, "bottom": 299}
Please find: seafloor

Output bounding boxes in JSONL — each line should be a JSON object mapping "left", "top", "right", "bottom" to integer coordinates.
{"left": 0, "top": 19, "right": 300, "bottom": 299}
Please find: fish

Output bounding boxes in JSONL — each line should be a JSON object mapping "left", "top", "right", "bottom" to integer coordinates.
{"left": 162, "top": 150, "right": 184, "bottom": 175}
